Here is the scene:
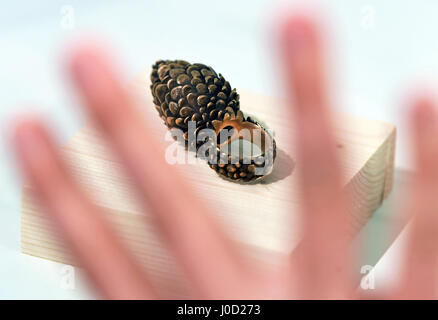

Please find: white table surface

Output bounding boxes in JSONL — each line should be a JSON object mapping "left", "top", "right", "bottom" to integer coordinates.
{"left": 1, "top": 0, "right": 437, "bottom": 299}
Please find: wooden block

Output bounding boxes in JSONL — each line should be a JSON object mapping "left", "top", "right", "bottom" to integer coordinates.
{"left": 21, "top": 71, "right": 396, "bottom": 297}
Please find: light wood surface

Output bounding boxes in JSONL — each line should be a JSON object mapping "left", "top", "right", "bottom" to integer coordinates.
{"left": 21, "top": 70, "right": 396, "bottom": 297}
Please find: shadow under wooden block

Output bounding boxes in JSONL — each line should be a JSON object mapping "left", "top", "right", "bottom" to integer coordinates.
{"left": 21, "top": 74, "right": 396, "bottom": 298}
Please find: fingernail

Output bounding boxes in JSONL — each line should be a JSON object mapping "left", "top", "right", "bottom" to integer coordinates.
{"left": 412, "top": 98, "right": 437, "bottom": 130}
{"left": 12, "top": 120, "right": 43, "bottom": 161}
{"left": 282, "top": 16, "right": 317, "bottom": 51}
{"left": 71, "top": 52, "right": 101, "bottom": 90}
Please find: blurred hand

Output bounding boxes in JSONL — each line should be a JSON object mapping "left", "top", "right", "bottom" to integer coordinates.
{"left": 10, "top": 15, "right": 438, "bottom": 299}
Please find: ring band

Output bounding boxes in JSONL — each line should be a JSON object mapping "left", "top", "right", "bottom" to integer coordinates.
{"left": 208, "top": 110, "right": 276, "bottom": 182}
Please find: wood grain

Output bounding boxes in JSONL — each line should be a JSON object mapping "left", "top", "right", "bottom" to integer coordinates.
{"left": 21, "top": 71, "right": 396, "bottom": 297}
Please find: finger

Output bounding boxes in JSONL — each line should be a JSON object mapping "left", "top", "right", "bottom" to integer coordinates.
{"left": 396, "top": 97, "right": 438, "bottom": 299}
{"left": 280, "top": 16, "right": 353, "bottom": 298}
{"left": 12, "top": 118, "right": 155, "bottom": 299}
{"left": 68, "top": 46, "right": 251, "bottom": 298}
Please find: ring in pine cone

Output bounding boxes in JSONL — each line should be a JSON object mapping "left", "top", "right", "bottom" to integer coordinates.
{"left": 209, "top": 110, "right": 276, "bottom": 182}
{"left": 150, "top": 59, "right": 276, "bottom": 182}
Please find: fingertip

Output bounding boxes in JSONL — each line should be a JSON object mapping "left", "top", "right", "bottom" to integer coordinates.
{"left": 65, "top": 38, "right": 102, "bottom": 68}
{"left": 408, "top": 94, "right": 437, "bottom": 131}
{"left": 9, "top": 114, "right": 43, "bottom": 148}
{"left": 407, "top": 92, "right": 438, "bottom": 173}
{"left": 66, "top": 42, "right": 100, "bottom": 84}
{"left": 282, "top": 15, "right": 316, "bottom": 39}
{"left": 64, "top": 38, "right": 118, "bottom": 86}
{"left": 280, "top": 14, "right": 319, "bottom": 54}
{"left": 6, "top": 115, "right": 54, "bottom": 181}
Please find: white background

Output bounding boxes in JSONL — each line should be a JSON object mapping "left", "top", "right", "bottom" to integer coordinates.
{"left": 0, "top": 0, "right": 437, "bottom": 298}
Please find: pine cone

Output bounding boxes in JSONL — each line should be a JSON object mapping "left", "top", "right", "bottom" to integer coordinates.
{"left": 150, "top": 60, "right": 240, "bottom": 140}
{"left": 150, "top": 60, "right": 276, "bottom": 182}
